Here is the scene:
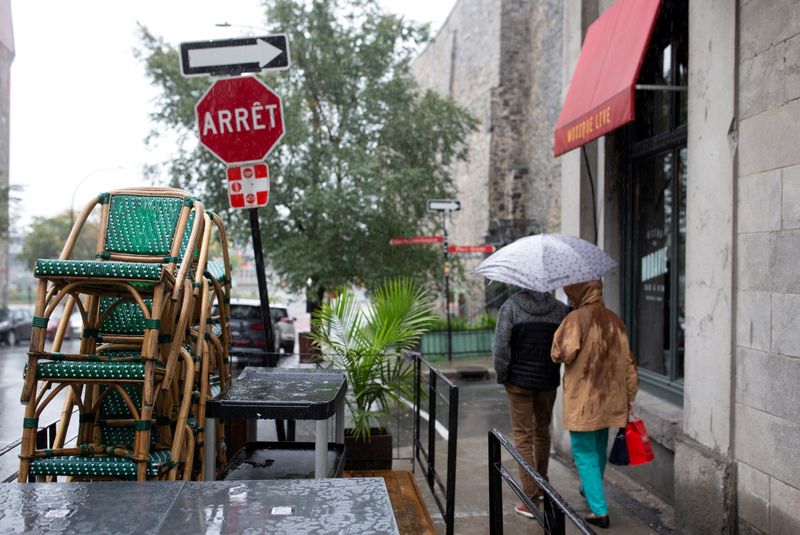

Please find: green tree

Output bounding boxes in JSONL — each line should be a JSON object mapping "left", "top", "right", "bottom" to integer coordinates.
{"left": 19, "top": 212, "right": 99, "bottom": 269}
{"left": 136, "top": 0, "right": 476, "bottom": 301}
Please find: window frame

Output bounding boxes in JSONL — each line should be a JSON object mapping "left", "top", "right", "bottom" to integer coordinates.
{"left": 620, "top": 0, "right": 688, "bottom": 405}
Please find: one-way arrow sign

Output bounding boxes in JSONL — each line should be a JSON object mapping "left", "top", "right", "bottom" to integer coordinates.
{"left": 180, "top": 35, "right": 290, "bottom": 77}
{"left": 427, "top": 199, "right": 461, "bottom": 212}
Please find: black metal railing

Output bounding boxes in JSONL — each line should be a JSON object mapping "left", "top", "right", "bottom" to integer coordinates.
{"left": 0, "top": 416, "right": 72, "bottom": 483}
{"left": 488, "top": 428, "right": 595, "bottom": 535}
{"left": 413, "top": 353, "right": 458, "bottom": 535}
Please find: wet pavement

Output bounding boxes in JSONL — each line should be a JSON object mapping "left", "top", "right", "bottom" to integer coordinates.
{"left": 273, "top": 353, "right": 676, "bottom": 534}
{"left": 0, "top": 340, "right": 676, "bottom": 533}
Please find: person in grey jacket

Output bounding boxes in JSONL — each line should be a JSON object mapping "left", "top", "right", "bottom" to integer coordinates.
{"left": 493, "top": 289, "right": 570, "bottom": 518}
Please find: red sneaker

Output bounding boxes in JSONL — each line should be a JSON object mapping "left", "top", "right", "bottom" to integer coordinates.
{"left": 514, "top": 502, "right": 535, "bottom": 519}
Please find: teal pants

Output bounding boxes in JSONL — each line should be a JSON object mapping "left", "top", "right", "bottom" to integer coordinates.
{"left": 570, "top": 428, "right": 609, "bottom": 516}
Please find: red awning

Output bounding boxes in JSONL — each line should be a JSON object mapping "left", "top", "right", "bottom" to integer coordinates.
{"left": 553, "top": 0, "right": 661, "bottom": 156}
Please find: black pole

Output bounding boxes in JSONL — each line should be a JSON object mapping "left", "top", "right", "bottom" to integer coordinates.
{"left": 488, "top": 430, "right": 503, "bottom": 535}
{"left": 443, "top": 211, "right": 452, "bottom": 362}
{"left": 248, "top": 208, "right": 276, "bottom": 366}
{"left": 249, "top": 207, "right": 285, "bottom": 441}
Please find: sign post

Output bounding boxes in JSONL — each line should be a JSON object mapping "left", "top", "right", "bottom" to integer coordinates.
{"left": 187, "top": 36, "right": 290, "bottom": 368}
{"left": 427, "top": 199, "right": 461, "bottom": 361}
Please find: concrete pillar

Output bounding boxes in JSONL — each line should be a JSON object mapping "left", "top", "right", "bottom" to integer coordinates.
{"left": 674, "top": 1, "right": 737, "bottom": 533}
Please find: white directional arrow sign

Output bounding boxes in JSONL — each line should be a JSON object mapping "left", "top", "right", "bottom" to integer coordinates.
{"left": 180, "top": 35, "right": 290, "bottom": 77}
{"left": 427, "top": 199, "right": 462, "bottom": 212}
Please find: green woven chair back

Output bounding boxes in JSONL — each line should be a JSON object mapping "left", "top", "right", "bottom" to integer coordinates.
{"left": 205, "top": 259, "right": 227, "bottom": 283}
{"left": 104, "top": 194, "right": 184, "bottom": 256}
{"left": 100, "top": 383, "right": 160, "bottom": 448}
{"left": 98, "top": 297, "right": 151, "bottom": 336}
{"left": 178, "top": 210, "right": 197, "bottom": 260}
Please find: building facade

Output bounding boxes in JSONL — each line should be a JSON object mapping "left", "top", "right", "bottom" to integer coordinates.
{"left": 0, "top": 0, "right": 13, "bottom": 309}
{"left": 411, "top": 0, "right": 563, "bottom": 318}
{"left": 416, "top": 0, "right": 800, "bottom": 532}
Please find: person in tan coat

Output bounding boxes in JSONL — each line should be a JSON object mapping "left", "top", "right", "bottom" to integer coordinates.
{"left": 551, "top": 280, "right": 638, "bottom": 529}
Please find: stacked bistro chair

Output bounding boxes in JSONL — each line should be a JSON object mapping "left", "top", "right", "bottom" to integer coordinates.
{"left": 183, "top": 210, "right": 233, "bottom": 479}
{"left": 17, "top": 187, "right": 232, "bottom": 482}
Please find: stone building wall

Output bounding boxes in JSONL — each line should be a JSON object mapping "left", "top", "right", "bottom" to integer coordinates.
{"left": 411, "top": 0, "right": 500, "bottom": 317}
{"left": 728, "top": 1, "right": 800, "bottom": 533}
{"left": 412, "top": 0, "right": 562, "bottom": 317}
{"left": 0, "top": 0, "right": 13, "bottom": 309}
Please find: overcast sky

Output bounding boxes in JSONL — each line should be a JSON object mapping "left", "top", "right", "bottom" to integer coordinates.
{"left": 8, "top": 0, "right": 455, "bottom": 229}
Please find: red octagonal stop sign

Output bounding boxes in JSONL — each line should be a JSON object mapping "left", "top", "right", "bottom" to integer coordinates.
{"left": 195, "top": 76, "right": 285, "bottom": 164}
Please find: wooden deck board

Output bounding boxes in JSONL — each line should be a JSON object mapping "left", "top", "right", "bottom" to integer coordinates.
{"left": 345, "top": 470, "right": 436, "bottom": 535}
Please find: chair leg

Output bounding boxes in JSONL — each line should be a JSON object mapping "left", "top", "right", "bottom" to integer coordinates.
{"left": 17, "top": 395, "right": 39, "bottom": 482}
{"left": 168, "top": 349, "right": 194, "bottom": 481}
{"left": 21, "top": 281, "right": 49, "bottom": 404}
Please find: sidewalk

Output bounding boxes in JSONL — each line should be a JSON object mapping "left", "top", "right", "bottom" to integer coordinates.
{"left": 403, "top": 355, "right": 676, "bottom": 535}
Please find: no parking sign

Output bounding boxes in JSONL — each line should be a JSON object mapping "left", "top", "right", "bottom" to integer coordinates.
{"left": 226, "top": 163, "right": 270, "bottom": 209}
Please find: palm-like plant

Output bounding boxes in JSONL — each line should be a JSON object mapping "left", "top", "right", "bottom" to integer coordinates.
{"left": 310, "top": 278, "right": 436, "bottom": 440}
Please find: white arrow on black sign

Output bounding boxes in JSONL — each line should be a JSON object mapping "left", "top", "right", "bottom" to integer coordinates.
{"left": 427, "top": 199, "right": 461, "bottom": 212}
{"left": 180, "top": 35, "right": 290, "bottom": 77}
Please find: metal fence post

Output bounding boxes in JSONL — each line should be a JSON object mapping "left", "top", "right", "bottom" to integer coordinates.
{"left": 445, "top": 385, "right": 459, "bottom": 535}
{"left": 544, "top": 496, "right": 566, "bottom": 535}
{"left": 488, "top": 430, "right": 503, "bottom": 535}
{"left": 427, "top": 371, "right": 437, "bottom": 488}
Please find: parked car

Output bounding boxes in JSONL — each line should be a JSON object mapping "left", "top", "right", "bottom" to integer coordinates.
{"left": 224, "top": 298, "right": 296, "bottom": 356}
{"left": 45, "top": 307, "right": 82, "bottom": 341}
{"left": 0, "top": 308, "right": 32, "bottom": 346}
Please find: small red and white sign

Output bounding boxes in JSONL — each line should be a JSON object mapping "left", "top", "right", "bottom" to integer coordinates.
{"left": 227, "top": 164, "right": 270, "bottom": 209}
{"left": 447, "top": 245, "right": 496, "bottom": 254}
{"left": 389, "top": 235, "right": 444, "bottom": 246}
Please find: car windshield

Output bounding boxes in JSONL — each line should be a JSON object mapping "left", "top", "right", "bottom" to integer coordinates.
{"left": 0, "top": 309, "right": 8, "bottom": 321}
{"left": 229, "top": 305, "right": 262, "bottom": 320}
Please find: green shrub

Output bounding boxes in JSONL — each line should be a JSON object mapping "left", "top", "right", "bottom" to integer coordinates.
{"left": 429, "top": 313, "right": 496, "bottom": 331}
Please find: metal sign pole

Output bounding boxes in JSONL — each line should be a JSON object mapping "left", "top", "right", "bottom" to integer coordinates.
{"left": 443, "top": 211, "right": 452, "bottom": 362}
{"left": 248, "top": 207, "right": 277, "bottom": 367}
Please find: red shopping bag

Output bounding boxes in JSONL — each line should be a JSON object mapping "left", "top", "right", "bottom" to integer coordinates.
{"left": 625, "top": 413, "right": 655, "bottom": 466}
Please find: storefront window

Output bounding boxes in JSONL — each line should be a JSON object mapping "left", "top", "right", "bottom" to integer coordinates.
{"left": 622, "top": 0, "right": 687, "bottom": 401}
{"left": 630, "top": 148, "right": 686, "bottom": 384}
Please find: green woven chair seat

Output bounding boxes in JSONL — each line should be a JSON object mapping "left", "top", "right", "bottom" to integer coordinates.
{"left": 29, "top": 450, "right": 172, "bottom": 479}
{"left": 34, "top": 259, "right": 163, "bottom": 281}
{"left": 37, "top": 361, "right": 146, "bottom": 380}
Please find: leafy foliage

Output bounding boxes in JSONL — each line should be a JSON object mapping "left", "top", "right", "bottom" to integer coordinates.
{"left": 136, "top": 0, "right": 476, "bottom": 295}
{"left": 429, "top": 312, "right": 497, "bottom": 331}
{"left": 19, "top": 212, "right": 100, "bottom": 268}
{"left": 310, "top": 278, "right": 436, "bottom": 439}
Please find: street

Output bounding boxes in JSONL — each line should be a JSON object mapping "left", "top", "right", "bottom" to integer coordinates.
{"left": 0, "top": 338, "right": 82, "bottom": 480}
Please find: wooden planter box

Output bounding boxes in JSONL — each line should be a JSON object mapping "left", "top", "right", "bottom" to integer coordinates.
{"left": 298, "top": 332, "right": 322, "bottom": 364}
{"left": 344, "top": 427, "right": 392, "bottom": 471}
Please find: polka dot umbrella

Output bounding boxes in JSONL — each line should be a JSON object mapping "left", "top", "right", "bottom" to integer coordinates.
{"left": 473, "top": 233, "right": 617, "bottom": 292}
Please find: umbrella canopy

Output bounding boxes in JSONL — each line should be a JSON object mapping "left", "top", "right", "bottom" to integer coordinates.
{"left": 473, "top": 233, "right": 617, "bottom": 292}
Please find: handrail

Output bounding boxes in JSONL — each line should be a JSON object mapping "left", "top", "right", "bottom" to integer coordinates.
{"left": 488, "top": 428, "right": 596, "bottom": 535}
{"left": 412, "top": 352, "right": 458, "bottom": 535}
{"left": 1, "top": 413, "right": 77, "bottom": 483}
